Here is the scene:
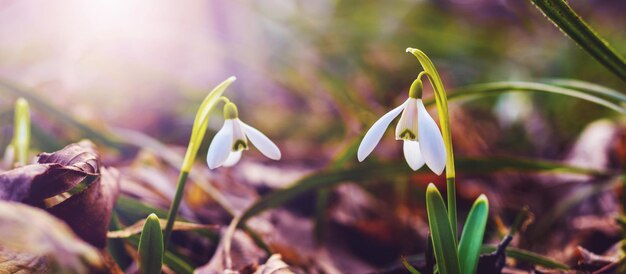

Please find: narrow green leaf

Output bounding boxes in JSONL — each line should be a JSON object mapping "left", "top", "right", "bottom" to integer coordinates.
{"left": 426, "top": 81, "right": 626, "bottom": 114}
{"left": 115, "top": 196, "right": 169, "bottom": 222}
{"left": 480, "top": 245, "right": 569, "bottom": 270}
{"left": 238, "top": 156, "right": 612, "bottom": 224}
{"left": 138, "top": 214, "right": 164, "bottom": 274}
{"left": 401, "top": 257, "right": 423, "bottom": 274}
{"left": 426, "top": 184, "right": 460, "bottom": 274}
{"left": 544, "top": 79, "right": 626, "bottom": 103}
{"left": 125, "top": 233, "right": 195, "bottom": 274}
{"left": 530, "top": 176, "right": 621, "bottom": 241}
{"left": 530, "top": 0, "right": 626, "bottom": 84}
{"left": 12, "top": 98, "right": 30, "bottom": 166}
{"left": 399, "top": 245, "right": 569, "bottom": 272}
{"left": 458, "top": 194, "right": 489, "bottom": 274}
{"left": 114, "top": 209, "right": 195, "bottom": 274}
{"left": 315, "top": 138, "right": 361, "bottom": 241}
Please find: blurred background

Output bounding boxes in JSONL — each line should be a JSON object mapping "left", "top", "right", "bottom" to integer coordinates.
{"left": 0, "top": 0, "right": 624, "bottom": 152}
{"left": 0, "top": 0, "right": 625, "bottom": 272}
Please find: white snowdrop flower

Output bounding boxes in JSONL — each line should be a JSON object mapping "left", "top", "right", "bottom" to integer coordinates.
{"left": 357, "top": 78, "right": 446, "bottom": 175}
{"left": 206, "top": 102, "right": 281, "bottom": 169}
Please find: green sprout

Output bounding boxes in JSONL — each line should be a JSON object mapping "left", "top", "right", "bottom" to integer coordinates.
{"left": 10, "top": 97, "right": 31, "bottom": 166}
{"left": 138, "top": 213, "right": 164, "bottom": 274}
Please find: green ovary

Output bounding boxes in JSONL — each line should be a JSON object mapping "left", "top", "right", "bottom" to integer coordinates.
{"left": 232, "top": 139, "right": 248, "bottom": 151}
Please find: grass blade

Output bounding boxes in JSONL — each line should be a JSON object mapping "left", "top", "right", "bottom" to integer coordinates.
{"left": 401, "top": 257, "right": 423, "bottom": 274}
{"left": 138, "top": 214, "right": 164, "bottom": 274}
{"left": 426, "top": 81, "right": 626, "bottom": 114}
{"left": 238, "top": 156, "right": 612, "bottom": 224}
{"left": 530, "top": 0, "right": 626, "bottom": 84}
{"left": 480, "top": 245, "right": 569, "bottom": 270}
{"left": 544, "top": 79, "right": 626, "bottom": 103}
{"left": 529, "top": 176, "right": 622, "bottom": 241}
{"left": 425, "top": 184, "right": 460, "bottom": 274}
{"left": 458, "top": 195, "right": 489, "bottom": 274}
{"left": 125, "top": 234, "right": 195, "bottom": 274}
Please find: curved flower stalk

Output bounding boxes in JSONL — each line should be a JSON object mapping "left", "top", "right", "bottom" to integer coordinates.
{"left": 404, "top": 48, "right": 492, "bottom": 274}
{"left": 357, "top": 48, "right": 478, "bottom": 274}
{"left": 163, "top": 77, "right": 235, "bottom": 248}
{"left": 163, "top": 76, "right": 281, "bottom": 250}
{"left": 358, "top": 73, "right": 446, "bottom": 174}
{"left": 207, "top": 100, "right": 281, "bottom": 272}
{"left": 357, "top": 48, "right": 457, "bottom": 231}
{"left": 206, "top": 101, "right": 281, "bottom": 169}
{"left": 406, "top": 47, "right": 459, "bottom": 237}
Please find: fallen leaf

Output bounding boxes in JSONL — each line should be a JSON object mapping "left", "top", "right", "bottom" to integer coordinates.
{"left": 195, "top": 229, "right": 266, "bottom": 274}
{"left": 254, "top": 254, "right": 293, "bottom": 274}
{"left": 0, "top": 140, "right": 99, "bottom": 204}
{"left": 0, "top": 200, "right": 101, "bottom": 273}
{"left": 47, "top": 166, "right": 120, "bottom": 248}
{"left": 0, "top": 141, "right": 120, "bottom": 248}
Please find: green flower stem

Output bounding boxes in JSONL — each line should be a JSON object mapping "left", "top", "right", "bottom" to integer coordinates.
{"left": 407, "top": 48, "right": 458, "bottom": 240}
{"left": 163, "top": 171, "right": 189, "bottom": 249}
{"left": 218, "top": 96, "right": 231, "bottom": 104}
{"left": 446, "top": 178, "right": 457, "bottom": 239}
{"left": 163, "top": 77, "right": 236, "bottom": 250}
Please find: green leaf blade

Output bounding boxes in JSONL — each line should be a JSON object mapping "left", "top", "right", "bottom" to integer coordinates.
{"left": 480, "top": 245, "right": 569, "bottom": 270}
{"left": 426, "top": 184, "right": 461, "bottom": 274}
{"left": 401, "top": 257, "right": 423, "bottom": 274}
{"left": 530, "top": 0, "right": 626, "bottom": 84}
{"left": 433, "top": 81, "right": 626, "bottom": 114}
{"left": 138, "top": 213, "right": 164, "bottom": 274}
{"left": 458, "top": 194, "right": 489, "bottom": 274}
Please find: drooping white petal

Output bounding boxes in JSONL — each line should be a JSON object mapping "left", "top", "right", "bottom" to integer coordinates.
{"left": 403, "top": 140, "right": 425, "bottom": 171}
{"left": 395, "top": 98, "right": 418, "bottom": 141}
{"left": 206, "top": 120, "right": 234, "bottom": 169}
{"left": 357, "top": 99, "right": 409, "bottom": 162}
{"left": 222, "top": 151, "right": 242, "bottom": 167}
{"left": 239, "top": 120, "right": 281, "bottom": 160}
{"left": 417, "top": 99, "right": 446, "bottom": 175}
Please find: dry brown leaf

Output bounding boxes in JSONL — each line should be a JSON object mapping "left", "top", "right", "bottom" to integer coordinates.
{"left": 254, "top": 254, "right": 293, "bottom": 274}
{"left": 0, "top": 200, "right": 101, "bottom": 273}
{"left": 0, "top": 141, "right": 120, "bottom": 248}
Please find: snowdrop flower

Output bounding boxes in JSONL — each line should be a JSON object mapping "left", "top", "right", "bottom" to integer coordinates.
{"left": 207, "top": 102, "right": 281, "bottom": 169}
{"left": 357, "top": 78, "right": 446, "bottom": 174}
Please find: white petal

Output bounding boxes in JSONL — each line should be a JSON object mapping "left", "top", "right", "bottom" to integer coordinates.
{"left": 417, "top": 99, "right": 446, "bottom": 175}
{"left": 357, "top": 99, "right": 409, "bottom": 162}
{"left": 206, "top": 120, "right": 234, "bottom": 169}
{"left": 395, "top": 98, "right": 418, "bottom": 141}
{"left": 403, "top": 140, "right": 425, "bottom": 171}
{"left": 231, "top": 119, "right": 248, "bottom": 151}
{"left": 222, "top": 151, "right": 242, "bottom": 167}
{"left": 239, "top": 120, "right": 281, "bottom": 160}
